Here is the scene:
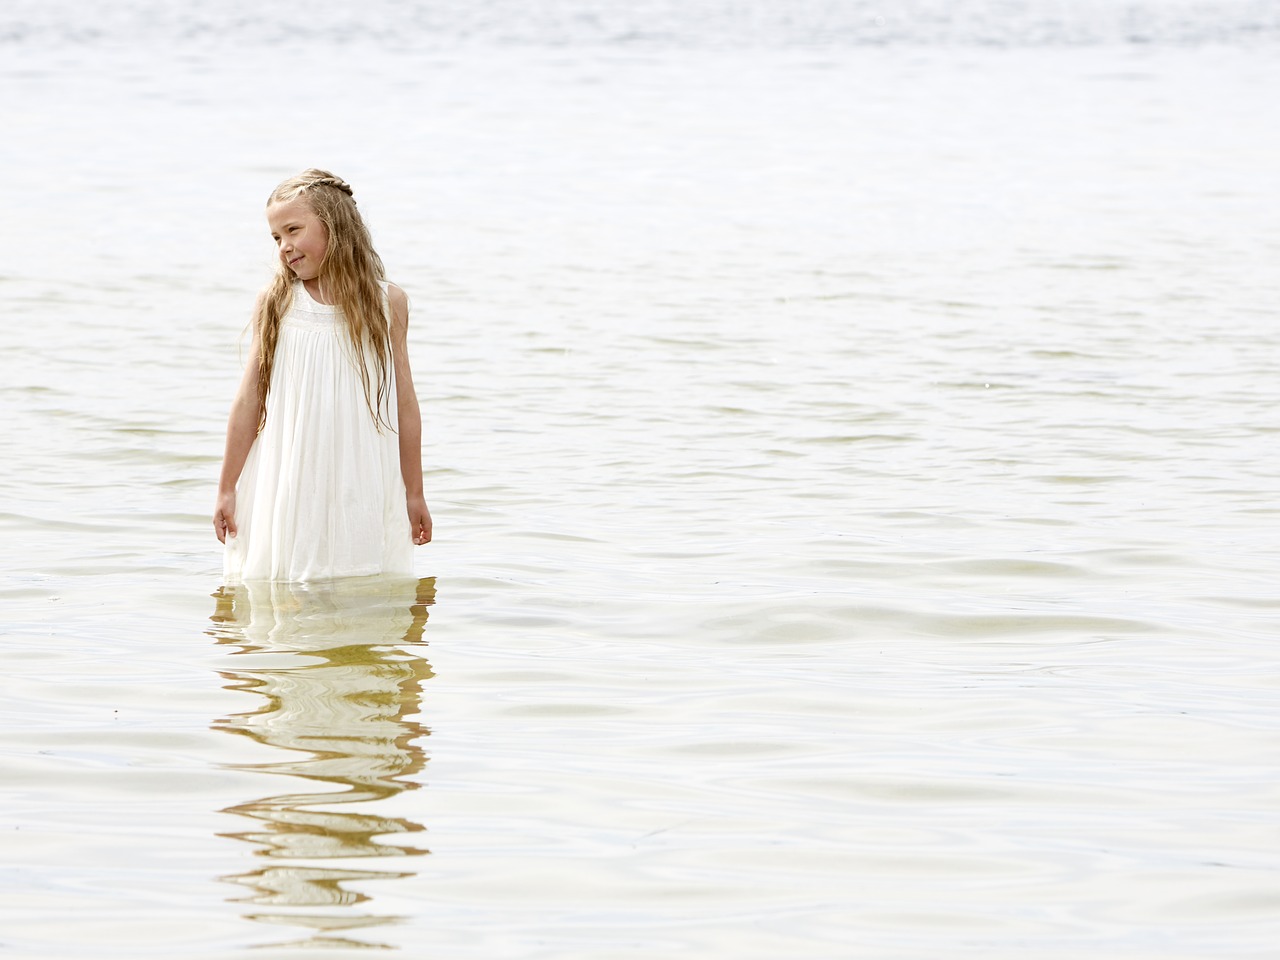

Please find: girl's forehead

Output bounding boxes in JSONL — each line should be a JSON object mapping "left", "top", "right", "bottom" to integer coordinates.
{"left": 267, "top": 198, "right": 315, "bottom": 226}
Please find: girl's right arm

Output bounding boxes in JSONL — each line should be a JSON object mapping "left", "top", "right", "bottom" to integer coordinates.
{"left": 213, "top": 309, "right": 264, "bottom": 543}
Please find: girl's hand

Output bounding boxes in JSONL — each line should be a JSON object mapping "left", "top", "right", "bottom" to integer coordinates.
{"left": 214, "top": 492, "right": 238, "bottom": 543}
{"left": 407, "top": 496, "right": 432, "bottom": 546}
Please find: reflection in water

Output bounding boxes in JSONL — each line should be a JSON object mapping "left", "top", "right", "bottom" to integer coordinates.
{"left": 208, "top": 577, "right": 436, "bottom": 950}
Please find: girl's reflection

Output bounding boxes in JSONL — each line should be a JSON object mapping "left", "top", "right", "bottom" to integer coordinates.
{"left": 208, "top": 576, "right": 436, "bottom": 949}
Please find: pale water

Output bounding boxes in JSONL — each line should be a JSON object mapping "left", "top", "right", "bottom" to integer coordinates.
{"left": 2, "top": 2, "right": 1279, "bottom": 957}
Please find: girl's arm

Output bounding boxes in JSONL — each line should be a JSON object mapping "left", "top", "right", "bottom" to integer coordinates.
{"left": 213, "top": 306, "right": 264, "bottom": 543}
{"left": 389, "top": 283, "right": 433, "bottom": 545}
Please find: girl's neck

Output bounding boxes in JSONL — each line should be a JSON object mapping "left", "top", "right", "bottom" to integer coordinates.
{"left": 303, "top": 277, "right": 334, "bottom": 304}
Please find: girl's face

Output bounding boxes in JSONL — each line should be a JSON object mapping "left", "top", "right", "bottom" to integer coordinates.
{"left": 267, "top": 198, "right": 329, "bottom": 285}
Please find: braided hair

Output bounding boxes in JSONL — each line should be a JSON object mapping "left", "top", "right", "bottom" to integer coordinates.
{"left": 304, "top": 173, "right": 354, "bottom": 196}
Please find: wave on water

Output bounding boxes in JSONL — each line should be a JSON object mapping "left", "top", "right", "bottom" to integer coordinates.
{"left": 3, "top": 0, "right": 1280, "bottom": 48}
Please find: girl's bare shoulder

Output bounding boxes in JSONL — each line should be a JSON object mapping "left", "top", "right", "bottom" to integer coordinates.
{"left": 385, "top": 280, "right": 408, "bottom": 304}
{"left": 385, "top": 281, "right": 410, "bottom": 325}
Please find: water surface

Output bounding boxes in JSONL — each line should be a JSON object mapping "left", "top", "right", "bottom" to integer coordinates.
{"left": 2, "top": 3, "right": 1279, "bottom": 957}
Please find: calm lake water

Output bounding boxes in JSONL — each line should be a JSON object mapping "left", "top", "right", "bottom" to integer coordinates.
{"left": 2, "top": 2, "right": 1279, "bottom": 957}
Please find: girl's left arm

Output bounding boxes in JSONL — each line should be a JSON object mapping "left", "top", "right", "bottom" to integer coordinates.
{"left": 389, "top": 283, "right": 432, "bottom": 545}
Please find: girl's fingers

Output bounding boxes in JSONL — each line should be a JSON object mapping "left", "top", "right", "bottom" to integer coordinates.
{"left": 214, "top": 510, "right": 237, "bottom": 543}
{"left": 411, "top": 516, "right": 431, "bottom": 545}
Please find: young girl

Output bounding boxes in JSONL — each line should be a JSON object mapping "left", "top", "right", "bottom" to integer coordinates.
{"left": 214, "top": 169, "right": 432, "bottom": 581}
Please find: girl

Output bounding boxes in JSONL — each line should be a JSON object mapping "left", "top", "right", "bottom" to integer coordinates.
{"left": 213, "top": 169, "right": 432, "bottom": 581}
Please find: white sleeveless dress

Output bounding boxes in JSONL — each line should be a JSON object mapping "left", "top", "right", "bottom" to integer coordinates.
{"left": 224, "top": 280, "right": 414, "bottom": 582}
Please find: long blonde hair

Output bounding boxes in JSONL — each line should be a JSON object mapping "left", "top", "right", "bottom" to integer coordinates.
{"left": 253, "top": 169, "right": 393, "bottom": 432}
